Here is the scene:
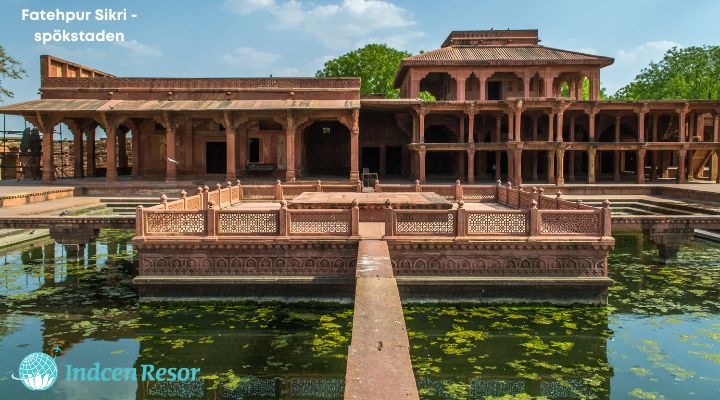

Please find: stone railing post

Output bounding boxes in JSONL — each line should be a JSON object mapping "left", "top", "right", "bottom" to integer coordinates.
{"left": 529, "top": 200, "right": 539, "bottom": 236}
{"left": 236, "top": 179, "right": 243, "bottom": 200}
{"left": 136, "top": 205, "right": 144, "bottom": 236}
{"left": 602, "top": 200, "right": 612, "bottom": 237}
{"left": 384, "top": 200, "right": 394, "bottom": 237}
{"left": 180, "top": 190, "right": 187, "bottom": 209}
{"left": 202, "top": 185, "right": 210, "bottom": 209}
{"left": 456, "top": 200, "right": 467, "bottom": 237}
{"left": 227, "top": 181, "right": 234, "bottom": 204}
{"left": 206, "top": 200, "right": 217, "bottom": 236}
{"left": 555, "top": 191, "right": 562, "bottom": 209}
{"left": 414, "top": 179, "right": 421, "bottom": 192}
{"left": 316, "top": 179, "right": 322, "bottom": 192}
{"left": 531, "top": 187, "right": 538, "bottom": 205}
{"left": 454, "top": 179, "right": 463, "bottom": 201}
{"left": 351, "top": 199, "right": 360, "bottom": 236}
{"left": 160, "top": 194, "right": 168, "bottom": 209}
{"left": 278, "top": 200, "right": 288, "bottom": 236}
{"left": 356, "top": 180, "right": 362, "bottom": 193}
{"left": 495, "top": 180, "right": 502, "bottom": 202}
{"left": 215, "top": 183, "right": 223, "bottom": 208}
{"left": 577, "top": 199, "right": 584, "bottom": 209}
{"left": 274, "top": 179, "right": 283, "bottom": 200}
{"left": 196, "top": 186, "right": 203, "bottom": 208}
{"left": 537, "top": 187, "right": 545, "bottom": 209}
{"left": 374, "top": 179, "right": 382, "bottom": 193}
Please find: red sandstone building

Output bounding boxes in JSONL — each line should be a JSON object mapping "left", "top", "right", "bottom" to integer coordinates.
{"left": 2, "top": 29, "right": 719, "bottom": 186}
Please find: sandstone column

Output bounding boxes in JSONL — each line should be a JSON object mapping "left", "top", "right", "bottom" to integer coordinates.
{"left": 637, "top": 148, "right": 646, "bottom": 183}
{"left": 41, "top": 125, "right": 55, "bottom": 183}
{"left": 546, "top": 150, "right": 555, "bottom": 184}
{"left": 226, "top": 126, "right": 236, "bottom": 181}
{"left": 556, "top": 148, "right": 565, "bottom": 186}
{"left": 467, "top": 149, "right": 475, "bottom": 183}
{"left": 418, "top": 147, "right": 426, "bottom": 183}
{"left": 131, "top": 130, "right": 139, "bottom": 178}
{"left": 165, "top": 125, "right": 176, "bottom": 182}
{"left": 678, "top": 148, "right": 687, "bottom": 183}
{"left": 72, "top": 128, "right": 83, "bottom": 178}
{"left": 106, "top": 126, "right": 117, "bottom": 183}
{"left": 588, "top": 147, "right": 596, "bottom": 184}
{"left": 350, "top": 109, "right": 359, "bottom": 181}
{"left": 118, "top": 129, "right": 128, "bottom": 169}
{"left": 87, "top": 128, "right": 95, "bottom": 177}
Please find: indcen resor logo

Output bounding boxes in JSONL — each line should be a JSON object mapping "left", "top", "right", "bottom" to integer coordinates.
{"left": 12, "top": 352, "right": 58, "bottom": 391}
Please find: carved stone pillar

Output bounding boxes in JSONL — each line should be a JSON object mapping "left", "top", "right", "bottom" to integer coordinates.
{"left": 637, "top": 148, "right": 646, "bottom": 183}
{"left": 41, "top": 126, "right": 54, "bottom": 182}
{"left": 467, "top": 149, "right": 475, "bottom": 183}
{"left": 568, "top": 150, "right": 575, "bottom": 182}
{"left": 556, "top": 148, "right": 565, "bottom": 186}
{"left": 165, "top": 126, "right": 176, "bottom": 182}
{"left": 546, "top": 150, "right": 555, "bottom": 184}
{"left": 556, "top": 110, "right": 564, "bottom": 142}
{"left": 678, "top": 109, "right": 687, "bottom": 143}
{"left": 106, "top": 126, "right": 117, "bottom": 183}
{"left": 418, "top": 147, "right": 426, "bottom": 183}
{"left": 452, "top": 71, "right": 470, "bottom": 101}
{"left": 652, "top": 113, "right": 659, "bottom": 142}
{"left": 226, "top": 127, "right": 236, "bottom": 181}
{"left": 513, "top": 148, "right": 522, "bottom": 187}
{"left": 588, "top": 110, "right": 597, "bottom": 142}
{"left": 547, "top": 111, "right": 554, "bottom": 142}
{"left": 350, "top": 109, "right": 359, "bottom": 181}
{"left": 638, "top": 109, "right": 646, "bottom": 142}
{"left": 614, "top": 151, "right": 621, "bottom": 182}
{"left": 587, "top": 147, "right": 596, "bottom": 184}
{"left": 678, "top": 148, "right": 687, "bottom": 183}
{"left": 713, "top": 114, "right": 720, "bottom": 143}
{"left": 418, "top": 107, "right": 425, "bottom": 143}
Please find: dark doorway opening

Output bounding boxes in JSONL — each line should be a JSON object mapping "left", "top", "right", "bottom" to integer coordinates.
{"left": 206, "top": 142, "right": 226, "bottom": 174}
{"left": 427, "top": 152, "right": 456, "bottom": 177}
{"left": 386, "top": 146, "right": 402, "bottom": 175}
{"left": 248, "top": 138, "right": 260, "bottom": 163}
{"left": 362, "top": 147, "right": 380, "bottom": 174}
{"left": 303, "top": 121, "right": 350, "bottom": 176}
{"left": 487, "top": 81, "right": 502, "bottom": 100}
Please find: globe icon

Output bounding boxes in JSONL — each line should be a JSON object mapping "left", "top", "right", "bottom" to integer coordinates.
{"left": 13, "top": 352, "right": 58, "bottom": 390}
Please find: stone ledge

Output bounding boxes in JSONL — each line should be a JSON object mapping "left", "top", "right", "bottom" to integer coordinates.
{"left": 395, "top": 276, "right": 614, "bottom": 286}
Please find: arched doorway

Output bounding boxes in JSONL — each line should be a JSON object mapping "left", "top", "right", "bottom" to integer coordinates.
{"left": 302, "top": 121, "right": 350, "bottom": 177}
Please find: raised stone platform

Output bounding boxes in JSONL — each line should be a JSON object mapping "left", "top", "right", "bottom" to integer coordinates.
{"left": 288, "top": 191, "right": 451, "bottom": 221}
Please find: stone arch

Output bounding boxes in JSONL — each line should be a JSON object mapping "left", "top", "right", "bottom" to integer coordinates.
{"left": 419, "top": 72, "right": 455, "bottom": 100}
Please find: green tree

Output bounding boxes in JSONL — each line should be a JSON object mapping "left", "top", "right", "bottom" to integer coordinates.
{"left": 316, "top": 44, "right": 410, "bottom": 98}
{"left": 0, "top": 46, "right": 27, "bottom": 101}
{"left": 613, "top": 46, "right": 720, "bottom": 100}
{"left": 560, "top": 78, "right": 608, "bottom": 100}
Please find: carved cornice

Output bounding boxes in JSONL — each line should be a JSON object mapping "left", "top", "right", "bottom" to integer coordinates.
{"left": 41, "top": 77, "right": 361, "bottom": 90}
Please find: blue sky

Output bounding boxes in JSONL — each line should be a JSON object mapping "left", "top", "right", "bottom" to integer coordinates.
{"left": 1, "top": 0, "right": 719, "bottom": 131}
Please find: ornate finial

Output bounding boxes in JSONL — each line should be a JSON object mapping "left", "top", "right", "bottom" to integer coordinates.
{"left": 506, "top": 182, "right": 512, "bottom": 188}
{"left": 180, "top": 190, "right": 187, "bottom": 198}
{"left": 415, "top": 179, "right": 420, "bottom": 185}
{"left": 197, "top": 186, "right": 203, "bottom": 194}
{"left": 276, "top": 179, "right": 281, "bottom": 185}
{"left": 136, "top": 205, "right": 143, "bottom": 209}
{"left": 216, "top": 183, "right": 222, "bottom": 190}
{"left": 203, "top": 185, "right": 209, "bottom": 191}
{"left": 227, "top": 180, "right": 232, "bottom": 187}
{"left": 531, "top": 199, "right": 538, "bottom": 209}
{"left": 208, "top": 200, "right": 215, "bottom": 208}
{"left": 385, "top": 199, "right": 392, "bottom": 209}
{"left": 280, "top": 200, "right": 287, "bottom": 208}
{"left": 160, "top": 194, "right": 167, "bottom": 202}
{"left": 602, "top": 199, "right": 610, "bottom": 208}
{"left": 317, "top": 179, "right": 322, "bottom": 185}
{"left": 556, "top": 191, "right": 562, "bottom": 199}
{"left": 236, "top": 179, "right": 242, "bottom": 186}
{"left": 538, "top": 187, "right": 545, "bottom": 194}
{"left": 455, "top": 179, "right": 461, "bottom": 185}
{"left": 532, "top": 186, "right": 537, "bottom": 194}
{"left": 458, "top": 199, "right": 465, "bottom": 209}
{"left": 351, "top": 199, "right": 359, "bottom": 208}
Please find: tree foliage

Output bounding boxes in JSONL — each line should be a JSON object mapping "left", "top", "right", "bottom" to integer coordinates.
{"left": 316, "top": 44, "right": 410, "bottom": 98}
{"left": 614, "top": 46, "right": 720, "bottom": 100}
{"left": 0, "top": 45, "right": 27, "bottom": 101}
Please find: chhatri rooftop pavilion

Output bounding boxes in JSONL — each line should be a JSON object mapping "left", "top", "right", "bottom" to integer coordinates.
{"left": 1, "top": 29, "right": 719, "bottom": 187}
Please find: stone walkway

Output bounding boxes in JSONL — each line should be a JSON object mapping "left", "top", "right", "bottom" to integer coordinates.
{"left": 344, "top": 239, "right": 419, "bottom": 400}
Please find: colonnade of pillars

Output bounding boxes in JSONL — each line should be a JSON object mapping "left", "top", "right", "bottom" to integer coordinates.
{"left": 411, "top": 105, "right": 720, "bottom": 185}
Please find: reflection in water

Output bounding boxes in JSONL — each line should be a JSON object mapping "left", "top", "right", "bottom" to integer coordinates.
{"left": 404, "top": 233, "right": 720, "bottom": 400}
{"left": 0, "top": 230, "right": 351, "bottom": 399}
{"left": 0, "top": 230, "right": 718, "bottom": 399}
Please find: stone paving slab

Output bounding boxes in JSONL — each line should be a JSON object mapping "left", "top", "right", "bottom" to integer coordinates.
{"left": 344, "top": 240, "right": 419, "bottom": 400}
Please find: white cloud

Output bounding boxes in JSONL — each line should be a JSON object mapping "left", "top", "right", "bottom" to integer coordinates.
{"left": 223, "top": 0, "right": 275, "bottom": 15}
{"left": 616, "top": 40, "right": 680, "bottom": 63}
{"left": 116, "top": 40, "right": 162, "bottom": 57}
{"left": 226, "top": 0, "right": 418, "bottom": 50}
{"left": 221, "top": 47, "right": 282, "bottom": 70}
{"left": 577, "top": 47, "right": 598, "bottom": 54}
